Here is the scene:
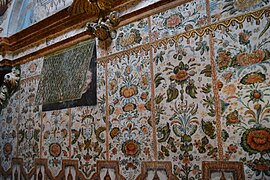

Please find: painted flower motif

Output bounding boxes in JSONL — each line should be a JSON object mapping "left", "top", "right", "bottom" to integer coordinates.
{"left": 165, "top": 14, "right": 183, "bottom": 28}
{"left": 143, "top": 147, "right": 150, "bottom": 155}
{"left": 110, "top": 127, "right": 120, "bottom": 139}
{"left": 237, "top": 50, "right": 265, "bottom": 66}
{"left": 140, "top": 92, "right": 148, "bottom": 100}
{"left": 3, "top": 143, "right": 12, "bottom": 156}
{"left": 226, "top": 110, "right": 240, "bottom": 125}
{"left": 241, "top": 127, "right": 270, "bottom": 154}
{"left": 217, "top": 50, "right": 231, "bottom": 70}
{"left": 248, "top": 158, "right": 270, "bottom": 176}
{"left": 28, "top": 63, "right": 37, "bottom": 73}
{"left": 49, "top": 143, "right": 61, "bottom": 157}
{"left": 122, "top": 140, "right": 141, "bottom": 157}
{"left": 125, "top": 66, "right": 132, "bottom": 75}
{"left": 250, "top": 90, "right": 263, "bottom": 103}
{"left": 240, "top": 72, "right": 266, "bottom": 85}
{"left": 222, "top": 84, "right": 236, "bottom": 96}
{"left": 140, "top": 74, "right": 149, "bottom": 89}
{"left": 137, "top": 104, "right": 145, "bottom": 112}
{"left": 109, "top": 79, "right": 118, "bottom": 94}
{"left": 117, "top": 29, "right": 142, "bottom": 48}
{"left": 123, "top": 103, "right": 136, "bottom": 112}
{"left": 112, "top": 147, "right": 117, "bottom": 155}
{"left": 169, "top": 62, "right": 195, "bottom": 84}
{"left": 227, "top": 144, "right": 238, "bottom": 153}
{"left": 239, "top": 30, "right": 251, "bottom": 45}
{"left": 216, "top": 80, "right": 223, "bottom": 91}
{"left": 120, "top": 85, "right": 138, "bottom": 98}
{"left": 83, "top": 152, "right": 92, "bottom": 162}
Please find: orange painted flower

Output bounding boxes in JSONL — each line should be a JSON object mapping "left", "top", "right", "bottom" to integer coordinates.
{"left": 140, "top": 92, "right": 148, "bottom": 100}
{"left": 247, "top": 130, "right": 270, "bottom": 152}
{"left": 170, "top": 70, "right": 189, "bottom": 82}
{"left": 120, "top": 85, "right": 138, "bottom": 98}
{"left": 110, "top": 127, "right": 120, "bottom": 139}
{"left": 137, "top": 104, "right": 145, "bottom": 112}
{"left": 226, "top": 110, "right": 240, "bottom": 125}
{"left": 217, "top": 51, "right": 231, "bottom": 69}
{"left": 110, "top": 79, "right": 118, "bottom": 94}
{"left": 237, "top": 50, "right": 264, "bottom": 66}
{"left": 222, "top": 84, "right": 236, "bottom": 96}
{"left": 123, "top": 103, "right": 136, "bottom": 112}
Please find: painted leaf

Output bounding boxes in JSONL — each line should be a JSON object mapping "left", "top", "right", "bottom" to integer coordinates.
{"left": 259, "top": 20, "right": 270, "bottom": 38}
{"left": 240, "top": 72, "right": 266, "bottom": 85}
{"left": 157, "top": 123, "right": 171, "bottom": 143}
{"left": 222, "top": 129, "right": 229, "bottom": 142}
{"left": 95, "top": 126, "right": 106, "bottom": 143}
{"left": 200, "top": 65, "right": 212, "bottom": 77}
{"left": 186, "top": 81, "right": 197, "bottom": 98}
{"left": 167, "top": 86, "right": 179, "bottom": 102}
{"left": 202, "top": 120, "right": 216, "bottom": 139}
{"left": 154, "top": 73, "right": 165, "bottom": 88}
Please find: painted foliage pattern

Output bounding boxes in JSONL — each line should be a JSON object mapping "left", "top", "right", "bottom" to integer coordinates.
{"left": 0, "top": 91, "right": 19, "bottom": 171}
{"left": 70, "top": 63, "right": 106, "bottom": 179}
{"left": 107, "top": 18, "right": 149, "bottom": 55}
{"left": 215, "top": 15, "right": 270, "bottom": 179}
{"left": 210, "top": 0, "right": 270, "bottom": 23}
{"left": 41, "top": 109, "right": 70, "bottom": 177}
{"left": 151, "top": 0, "right": 208, "bottom": 41}
{"left": 154, "top": 35, "right": 218, "bottom": 179}
{"left": 20, "top": 57, "right": 43, "bottom": 80}
{"left": 18, "top": 105, "right": 41, "bottom": 172}
{"left": 108, "top": 53, "right": 154, "bottom": 179}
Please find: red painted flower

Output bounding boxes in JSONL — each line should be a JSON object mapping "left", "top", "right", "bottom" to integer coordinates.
{"left": 248, "top": 130, "right": 270, "bottom": 152}
{"left": 226, "top": 110, "right": 240, "bottom": 125}
{"left": 241, "top": 128, "right": 270, "bottom": 154}
{"left": 166, "top": 15, "right": 182, "bottom": 28}
{"left": 49, "top": 143, "right": 61, "bottom": 157}
{"left": 228, "top": 144, "right": 238, "bottom": 153}
{"left": 122, "top": 140, "right": 141, "bottom": 157}
{"left": 3, "top": 143, "right": 12, "bottom": 156}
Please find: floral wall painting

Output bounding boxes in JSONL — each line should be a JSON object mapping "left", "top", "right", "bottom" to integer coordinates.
{"left": 36, "top": 40, "right": 97, "bottom": 111}
{"left": 1, "top": 0, "right": 270, "bottom": 179}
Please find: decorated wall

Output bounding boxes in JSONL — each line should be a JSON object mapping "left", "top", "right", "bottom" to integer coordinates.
{"left": 0, "top": 0, "right": 270, "bottom": 179}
